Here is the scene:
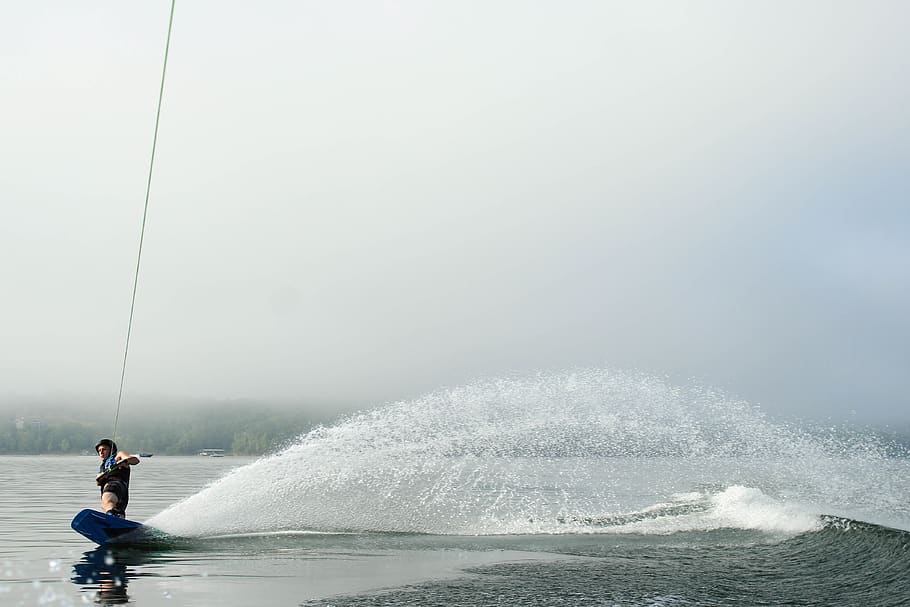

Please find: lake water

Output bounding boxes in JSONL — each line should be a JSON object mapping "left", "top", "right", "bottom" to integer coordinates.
{"left": 2, "top": 371, "right": 909, "bottom": 606}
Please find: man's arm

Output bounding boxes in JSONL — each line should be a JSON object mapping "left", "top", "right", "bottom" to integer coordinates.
{"left": 96, "top": 452, "right": 140, "bottom": 484}
{"left": 115, "top": 451, "right": 140, "bottom": 467}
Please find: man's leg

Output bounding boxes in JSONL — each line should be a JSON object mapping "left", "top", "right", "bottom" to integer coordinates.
{"left": 101, "top": 483, "right": 125, "bottom": 517}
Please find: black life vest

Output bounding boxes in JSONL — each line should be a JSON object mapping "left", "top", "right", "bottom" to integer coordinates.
{"left": 99, "top": 454, "right": 131, "bottom": 485}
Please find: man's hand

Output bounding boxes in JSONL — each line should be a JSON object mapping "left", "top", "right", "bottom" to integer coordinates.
{"left": 96, "top": 463, "right": 122, "bottom": 485}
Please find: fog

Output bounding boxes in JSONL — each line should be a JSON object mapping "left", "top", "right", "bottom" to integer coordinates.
{"left": 1, "top": 2, "right": 907, "bottom": 424}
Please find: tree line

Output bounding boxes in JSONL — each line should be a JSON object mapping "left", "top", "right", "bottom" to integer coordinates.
{"left": 2, "top": 399, "right": 907, "bottom": 457}
{"left": 0, "top": 400, "right": 342, "bottom": 456}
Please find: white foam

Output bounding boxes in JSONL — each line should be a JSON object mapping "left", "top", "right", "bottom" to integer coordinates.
{"left": 603, "top": 486, "right": 822, "bottom": 537}
{"left": 707, "top": 485, "right": 822, "bottom": 534}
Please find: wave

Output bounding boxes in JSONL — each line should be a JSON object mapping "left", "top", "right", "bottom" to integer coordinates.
{"left": 558, "top": 485, "right": 822, "bottom": 536}
{"left": 146, "top": 369, "right": 905, "bottom": 538}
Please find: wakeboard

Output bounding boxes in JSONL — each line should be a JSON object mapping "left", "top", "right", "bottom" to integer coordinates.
{"left": 71, "top": 509, "right": 146, "bottom": 545}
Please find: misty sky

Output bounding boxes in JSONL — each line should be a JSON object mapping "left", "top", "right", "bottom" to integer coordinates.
{"left": 1, "top": 2, "right": 908, "bottom": 423}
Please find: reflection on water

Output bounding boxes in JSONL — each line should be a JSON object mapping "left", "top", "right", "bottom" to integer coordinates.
{"left": 71, "top": 546, "right": 157, "bottom": 605}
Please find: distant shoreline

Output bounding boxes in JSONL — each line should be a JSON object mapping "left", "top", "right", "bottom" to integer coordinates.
{"left": 0, "top": 401, "right": 342, "bottom": 457}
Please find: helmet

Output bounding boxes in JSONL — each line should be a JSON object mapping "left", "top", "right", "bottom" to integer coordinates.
{"left": 95, "top": 438, "right": 118, "bottom": 454}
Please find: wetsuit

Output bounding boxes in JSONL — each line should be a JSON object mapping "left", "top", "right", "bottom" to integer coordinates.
{"left": 99, "top": 454, "right": 131, "bottom": 515}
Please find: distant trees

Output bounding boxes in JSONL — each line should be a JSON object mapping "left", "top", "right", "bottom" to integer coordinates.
{"left": 0, "top": 402, "right": 336, "bottom": 455}
{"left": 0, "top": 418, "right": 98, "bottom": 455}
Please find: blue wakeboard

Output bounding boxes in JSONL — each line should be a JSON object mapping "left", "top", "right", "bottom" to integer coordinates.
{"left": 71, "top": 509, "right": 145, "bottom": 545}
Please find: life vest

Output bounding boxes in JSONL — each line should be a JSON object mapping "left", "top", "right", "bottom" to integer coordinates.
{"left": 99, "top": 453, "right": 131, "bottom": 485}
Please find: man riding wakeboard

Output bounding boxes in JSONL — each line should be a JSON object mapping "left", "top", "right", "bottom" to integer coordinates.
{"left": 94, "top": 438, "right": 140, "bottom": 518}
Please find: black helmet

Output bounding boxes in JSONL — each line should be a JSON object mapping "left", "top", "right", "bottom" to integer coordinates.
{"left": 95, "top": 438, "right": 118, "bottom": 454}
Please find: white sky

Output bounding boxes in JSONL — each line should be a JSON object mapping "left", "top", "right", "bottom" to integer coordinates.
{"left": 1, "top": 1, "right": 908, "bottom": 423}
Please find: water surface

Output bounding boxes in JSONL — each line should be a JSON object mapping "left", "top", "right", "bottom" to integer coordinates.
{"left": 3, "top": 371, "right": 908, "bottom": 605}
